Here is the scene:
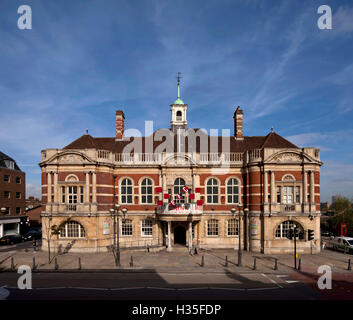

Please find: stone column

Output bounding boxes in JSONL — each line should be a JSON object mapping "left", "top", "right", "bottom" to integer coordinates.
{"left": 167, "top": 221, "right": 172, "bottom": 251}
{"left": 92, "top": 172, "right": 97, "bottom": 203}
{"left": 162, "top": 173, "right": 167, "bottom": 204}
{"left": 310, "top": 170, "right": 315, "bottom": 204}
{"left": 270, "top": 171, "right": 275, "bottom": 204}
{"left": 47, "top": 172, "right": 52, "bottom": 204}
{"left": 303, "top": 170, "right": 308, "bottom": 203}
{"left": 53, "top": 172, "right": 58, "bottom": 203}
{"left": 264, "top": 170, "right": 268, "bottom": 203}
{"left": 85, "top": 172, "right": 90, "bottom": 203}
{"left": 188, "top": 221, "right": 192, "bottom": 252}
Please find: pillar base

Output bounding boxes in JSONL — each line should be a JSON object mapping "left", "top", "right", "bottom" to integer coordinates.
{"left": 167, "top": 247, "right": 173, "bottom": 252}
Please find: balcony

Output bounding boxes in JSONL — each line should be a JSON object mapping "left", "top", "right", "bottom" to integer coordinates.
{"left": 157, "top": 203, "right": 203, "bottom": 215}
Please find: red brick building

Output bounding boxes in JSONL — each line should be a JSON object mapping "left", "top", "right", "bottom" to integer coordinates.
{"left": 40, "top": 83, "right": 322, "bottom": 254}
{"left": 0, "top": 151, "right": 27, "bottom": 237}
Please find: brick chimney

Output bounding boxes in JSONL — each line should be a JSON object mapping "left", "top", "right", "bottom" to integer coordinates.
{"left": 115, "top": 110, "right": 125, "bottom": 140}
{"left": 233, "top": 106, "right": 243, "bottom": 139}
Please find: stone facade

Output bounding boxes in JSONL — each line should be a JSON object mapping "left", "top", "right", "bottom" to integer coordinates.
{"left": 39, "top": 92, "right": 322, "bottom": 254}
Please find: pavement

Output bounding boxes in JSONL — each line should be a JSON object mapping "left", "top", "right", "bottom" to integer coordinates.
{"left": 0, "top": 243, "right": 352, "bottom": 300}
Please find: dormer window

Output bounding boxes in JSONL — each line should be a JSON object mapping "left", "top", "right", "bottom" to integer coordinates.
{"left": 4, "top": 160, "right": 14, "bottom": 169}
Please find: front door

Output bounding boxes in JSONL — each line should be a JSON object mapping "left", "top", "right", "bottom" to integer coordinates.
{"left": 174, "top": 226, "right": 186, "bottom": 245}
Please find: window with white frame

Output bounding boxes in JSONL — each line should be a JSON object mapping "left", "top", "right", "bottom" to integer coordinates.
{"left": 207, "top": 219, "right": 219, "bottom": 236}
{"left": 121, "top": 178, "right": 133, "bottom": 204}
{"left": 141, "top": 219, "right": 153, "bottom": 236}
{"left": 59, "top": 221, "right": 86, "bottom": 238}
{"left": 207, "top": 179, "right": 218, "bottom": 204}
{"left": 122, "top": 219, "right": 133, "bottom": 236}
{"left": 227, "top": 179, "right": 239, "bottom": 204}
{"left": 173, "top": 178, "right": 186, "bottom": 204}
{"left": 60, "top": 186, "right": 84, "bottom": 204}
{"left": 295, "top": 186, "right": 300, "bottom": 203}
{"left": 141, "top": 178, "right": 153, "bottom": 204}
{"left": 275, "top": 220, "right": 304, "bottom": 239}
{"left": 227, "top": 219, "right": 239, "bottom": 236}
{"left": 283, "top": 186, "right": 294, "bottom": 204}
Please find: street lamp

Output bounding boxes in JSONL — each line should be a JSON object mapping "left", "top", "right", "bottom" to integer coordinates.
{"left": 231, "top": 204, "right": 243, "bottom": 266}
{"left": 1, "top": 207, "right": 7, "bottom": 214}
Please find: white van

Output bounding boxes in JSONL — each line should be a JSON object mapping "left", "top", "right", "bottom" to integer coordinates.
{"left": 329, "top": 236, "right": 353, "bottom": 254}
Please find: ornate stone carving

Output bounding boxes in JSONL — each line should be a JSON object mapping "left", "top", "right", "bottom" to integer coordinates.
{"left": 272, "top": 152, "right": 301, "bottom": 163}
{"left": 58, "top": 154, "right": 84, "bottom": 164}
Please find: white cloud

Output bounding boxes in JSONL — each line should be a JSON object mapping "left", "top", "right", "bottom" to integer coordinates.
{"left": 334, "top": 6, "right": 353, "bottom": 32}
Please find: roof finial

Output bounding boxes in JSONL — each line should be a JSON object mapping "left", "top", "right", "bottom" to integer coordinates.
{"left": 271, "top": 126, "right": 274, "bottom": 132}
{"left": 173, "top": 72, "right": 184, "bottom": 105}
{"left": 177, "top": 72, "right": 182, "bottom": 99}
{"left": 85, "top": 129, "right": 89, "bottom": 135}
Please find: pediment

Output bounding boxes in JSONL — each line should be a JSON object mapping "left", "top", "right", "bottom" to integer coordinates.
{"left": 45, "top": 151, "right": 94, "bottom": 165}
{"left": 163, "top": 153, "right": 196, "bottom": 167}
{"left": 266, "top": 150, "right": 317, "bottom": 164}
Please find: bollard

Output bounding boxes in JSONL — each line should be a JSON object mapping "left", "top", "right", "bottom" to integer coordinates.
{"left": 201, "top": 255, "right": 204, "bottom": 267}
{"left": 147, "top": 245, "right": 150, "bottom": 253}
{"left": 130, "top": 256, "right": 133, "bottom": 267}
{"left": 253, "top": 257, "right": 257, "bottom": 270}
{"left": 348, "top": 259, "right": 352, "bottom": 271}
{"left": 225, "top": 256, "right": 228, "bottom": 267}
{"left": 298, "top": 258, "right": 301, "bottom": 271}
{"left": 55, "top": 257, "right": 58, "bottom": 270}
{"left": 11, "top": 257, "right": 15, "bottom": 271}
{"left": 274, "top": 258, "right": 278, "bottom": 270}
{"left": 78, "top": 257, "right": 81, "bottom": 270}
{"left": 32, "top": 257, "right": 36, "bottom": 271}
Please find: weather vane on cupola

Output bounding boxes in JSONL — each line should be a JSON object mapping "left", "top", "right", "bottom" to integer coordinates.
{"left": 174, "top": 72, "right": 184, "bottom": 105}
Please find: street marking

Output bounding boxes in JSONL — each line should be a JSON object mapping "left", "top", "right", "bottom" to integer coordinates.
{"left": 261, "top": 273, "right": 283, "bottom": 288}
{"left": 276, "top": 275, "right": 288, "bottom": 278}
{"left": 285, "top": 280, "right": 299, "bottom": 284}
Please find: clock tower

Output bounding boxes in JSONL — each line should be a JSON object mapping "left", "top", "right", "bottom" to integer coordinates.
{"left": 170, "top": 72, "right": 188, "bottom": 133}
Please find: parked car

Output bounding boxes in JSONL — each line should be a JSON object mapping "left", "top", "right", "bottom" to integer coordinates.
{"left": 328, "top": 236, "right": 353, "bottom": 254}
{"left": 23, "top": 229, "right": 42, "bottom": 241}
{"left": 0, "top": 234, "right": 24, "bottom": 245}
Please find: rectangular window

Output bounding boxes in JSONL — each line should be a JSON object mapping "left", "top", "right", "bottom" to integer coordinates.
{"left": 277, "top": 186, "right": 281, "bottom": 203}
{"left": 122, "top": 219, "right": 133, "bottom": 236}
{"left": 16, "top": 207, "right": 21, "bottom": 214}
{"left": 4, "top": 191, "right": 10, "bottom": 199}
{"left": 296, "top": 186, "right": 300, "bottom": 203}
{"left": 283, "top": 186, "right": 294, "bottom": 204}
{"left": 68, "top": 186, "right": 78, "bottom": 203}
{"left": 16, "top": 177, "right": 21, "bottom": 184}
{"left": 227, "top": 219, "right": 239, "bottom": 236}
{"left": 207, "top": 220, "right": 219, "bottom": 236}
{"left": 80, "top": 186, "right": 84, "bottom": 203}
{"left": 16, "top": 192, "right": 21, "bottom": 199}
{"left": 141, "top": 219, "right": 153, "bottom": 236}
{"left": 4, "top": 175, "right": 10, "bottom": 182}
{"left": 62, "top": 186, "right": 66, "bottom": 203}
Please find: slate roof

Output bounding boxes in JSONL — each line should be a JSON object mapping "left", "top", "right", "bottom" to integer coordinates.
{"left": 63, "top": 130, "right": 298, "bottom": 153}
{"left": 0, "top": 151, "right": 22, "bottom": 171}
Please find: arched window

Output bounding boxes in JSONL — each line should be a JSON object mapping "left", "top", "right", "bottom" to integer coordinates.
{"left": 59, "top": 221, "right": 86, "bottom": 238}
{"left": 275, "top": 220, "right": 304, "bottom": 239}
{"left": 227, "top": 219, "right": 239, "bottom": 236}
{"left": 207, "top": 178, "right": 218, "bottom": 204}
{"left": 176, "top": 110, "right": 182, "bottom": 121}
{"left": 141, "top": 178, "right": 153, "bottom": 204}
{"left": 174, "top": 178, "right": 186, "bottom": 204}
{"left": 141, "top": 219, "right": 153, "bottom": 236}
{"left": 227, "top": 179, "right": 239, "bottom": 204}
{"left": 121, "top": 178, "right": 133, "bottom": 204}
{"left": 121, "top": 219, "right": 133, "bottom": 236}
{"left": 207, "top": 219, "right": 219, "bottom": 236}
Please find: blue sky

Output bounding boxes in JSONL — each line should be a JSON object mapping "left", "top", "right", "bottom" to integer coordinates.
{"left": 0, "top": 0, "right": 353, "bottom": 202}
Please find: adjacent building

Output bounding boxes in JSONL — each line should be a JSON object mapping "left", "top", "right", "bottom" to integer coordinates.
{"left": 40, "top": 81, "right": 323, "bottom": 254}
{"left": 0, "top": 151, "right": 27, "bottom": 237}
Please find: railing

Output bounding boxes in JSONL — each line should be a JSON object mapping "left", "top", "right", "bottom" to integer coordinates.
{"left": 200, "top": 153, "right": 220, "bottom": 163}
{"left": 248, "top": 149, "right": 262, "bottom": 162}
{"left": 157, "top": 203, "right": 203, "bottom": 214}
{"left": 66, "top": 204, "right": 77, "bottom": 212}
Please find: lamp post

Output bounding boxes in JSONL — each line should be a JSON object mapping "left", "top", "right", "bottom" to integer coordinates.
{"left": 231, "top": 204, "right": 243, "bottom": 266}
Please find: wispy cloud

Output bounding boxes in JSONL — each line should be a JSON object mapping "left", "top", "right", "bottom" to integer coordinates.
{"left": 333, "top": 6, "right": 353, "bottom": 32}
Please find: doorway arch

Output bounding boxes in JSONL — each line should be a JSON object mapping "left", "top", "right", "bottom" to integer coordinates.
{"left": 174, "top": 226, "right": 186, "bottom": 245}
